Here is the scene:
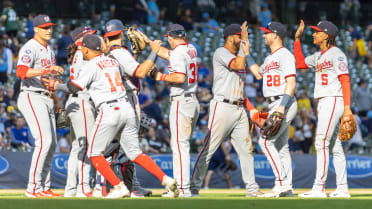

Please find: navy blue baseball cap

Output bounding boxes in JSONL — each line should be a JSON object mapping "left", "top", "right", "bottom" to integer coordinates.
{"left": 310, "top": 20, "right": 338, "bottom": 37}
{"left": 259, "top": 22, "right": 286, "bottom": 38}
{"left": 223, "top": 24, "right": 241, "bottom": 39}
{"left": 104, "top": 19, "right": 125, "bottom": 37}
{"left": 164, "top": 24, "right": 186, "bottom": 37}
{"left": 71, "top": 26, "right": 96, "bottom": 42}
{"left": 82, "top": 34, "right": 102, "bottom": 51}
{"left": 33, "top": 15, "right": 56, "bottom": 28}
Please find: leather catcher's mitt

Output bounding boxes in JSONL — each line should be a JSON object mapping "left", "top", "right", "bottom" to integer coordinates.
{"left": 338, "top": 114, "right": 357, "bottom": 142}
{"left": 148, "top": 64, "right": 159, "bottom": 80}
{"left": 260, "top": 111, "right": 285, "bottom": 138}
{"left": 40, "top": 70, "right": 62, "bottom": 91}
{"left": 250, "top": 111, "right": 269, "bottom": 132}
{"left": 55, "top": 109, "right": 70, "bottom": 129}
{"left": 127, "top": 27, "right": 146, "bottom": 57}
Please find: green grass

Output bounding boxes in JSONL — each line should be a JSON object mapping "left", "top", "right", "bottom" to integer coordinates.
{"left": 0, "top": 190, "right": 371, "bottom": 209}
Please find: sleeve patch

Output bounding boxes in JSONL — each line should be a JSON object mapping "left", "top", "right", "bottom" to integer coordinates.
{"left": 25, "top": 49, "right": 32, "bottom": 54}
{"left": 21, "top": 55, "right": 31, "bottom": 64}
{"left": 338, "top": 62, "right": 347, "bottom": 72}
{"left": 338, "top": 56, "right": 344, "bottom": 61}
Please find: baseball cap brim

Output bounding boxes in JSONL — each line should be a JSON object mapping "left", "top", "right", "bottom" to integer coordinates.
{"left": 104, "top": 30, "right": 122, "bottom": 38}
{"left": 36, "top": 23, "right": 56, "bottom": 28}
{"left": 310, "top": 26, "right": 323, "bottom": 32}
{"left": 259, "top": 27, "right": 272, "bottom": 33}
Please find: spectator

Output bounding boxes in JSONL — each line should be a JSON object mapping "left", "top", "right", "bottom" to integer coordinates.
{"left": 353, "top": 80, "right": 372, "bottom": 117}
{"left": 368, "top": 22, "right": 372, "bottom": 69}
{"left": 244, "top": 71, "right": 258, "bottom": 106}
{"left": 4, "top": 109, "right": 17, "bottom": 134}
{"left": 138, "top": 91, "right": 152, "bottom": 109}
{"left": 195, "top": 119, "right": 208, "bottom": 152}
{"left": 26, "top": 13, "right": 35, "bottom": 40}
{"left": 4, "top": 87, "right": 15, "bottom": 107}
{"left": 143, "top": 95, "right": 165, "bottom": 126}
{"left": 9, "top": 117, "right": 34, "bottom": 151}
{"left": 200, "top": 12, "right": 219, "bottom": 34}
{"left": 146, "top": 127, "right": 167, "bottom": 153}
{"left": 197, "top": 0, "right": 216, "bottom": 15}
{"left": 299, "top": 109, "right": 315, "bottom": 154}
{"left": 0, "top": 0, "right": 19, "bottom": 46}
{"left": 197, "top": 63, "right": 211, "bottom": 88}
{"left": 55, "top": 26, "right": 73, "bottom": 66}
{"left": 132, "top": 0, "right": 148, "bottom": 24}
{"left": 258, "top": 3, "right": 272, "bottom": 27}
{"left": 177, "top": 8, "right": 194, "bottom": 31}
{"left": 289, "top": 125, "right": 304, "bottom": 154}
{"left": 0, "top": 41, "right": 9, "bottom": 84}
{"left": 55, "top": 128, "right": 70, "bottom": 153}
{"left": 349, "top": 26, "right": 367, "bottom": 62}
{"left": 0, "top": 118, "right": 6, "bottom": 149}
{"left": 147, "top": 0, "right": 160, "bottom": 25}
{"left": 297, "top": 90, "right": 312, "bottom": 111}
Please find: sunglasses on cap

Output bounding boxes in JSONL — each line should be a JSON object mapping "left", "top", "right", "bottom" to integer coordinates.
{"left": 165, "top": 30, "right": 186, "bottom": 37}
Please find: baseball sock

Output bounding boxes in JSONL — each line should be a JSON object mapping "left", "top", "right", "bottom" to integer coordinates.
{"left": 90, "top": 156, "right": 120, "bottom": 186}
{"left": 133, "top": 154, "right": 166, "bottom": 182}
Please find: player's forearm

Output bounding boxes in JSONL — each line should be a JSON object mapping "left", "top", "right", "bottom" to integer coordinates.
{"left": 339, "top": 74, "right": 351, "bottom": 107}
{"left": 156, "top": 46, "right": 170, "bottom": 60}
{"left": 229, "top": 56, "right": 246, "bottom": 71}
{"left": 293, "top": 41, "right": 310, "bottom": 69}
{"left": 136, "top": 60, "right": 154, "bottom": 78}
{"left": 249, "top": 64, "right": 262, "bottom": 80}
{"left": 158, "top": 73, "right": 186, "bottom": 84}
{"left": 284, "top": 76, "right": 296, "bottom": 97}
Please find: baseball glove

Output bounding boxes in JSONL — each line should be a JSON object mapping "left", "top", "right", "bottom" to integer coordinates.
{"left": 40, "top": 70, "right": 62, "bottom": 91}
{"left": 338, "top": 114, "right": 357, "bottom": 142}
{"left": 148, "top": 64, "right": 159, "bottom": 80}
{"left": 260, "top": 111, "right": 285, "bottom": 138}
{"left": 250, "top": 111, "right": 269, "bottom": 132}
{"left": 55, "top": 109, "right": 70, "bottom": 129}
{"left": 127, "top": 27, "right": 146, "bottom": 58}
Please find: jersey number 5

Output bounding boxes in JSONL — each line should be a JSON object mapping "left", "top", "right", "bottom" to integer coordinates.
{"left": 105, "top": 72, "right": 124, "bottom": 92}
{"left": 321, "top": 74, "right": 328, "bottom": 85}
{"left": 267, "top": 75, "right": 280, "bottom": 87}
{"left": 189, "top": 63, "right": 198, "bottom": 83}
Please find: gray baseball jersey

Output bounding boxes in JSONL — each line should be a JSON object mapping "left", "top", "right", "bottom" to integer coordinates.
{"left": 211, "top": 47, "right": 246, "bottom": 101}
{"left": 259, "top": 47, "right": 296, "bottom": 97}
{"left": 304, "top": 46, "right": 348, "bottom": 98}
{"left": 17, "top": 38, "right": 56, "bottom": 92}
{"left": 17, "top": 38, "right": 57, "bottom": 194}
{"left": 168, "top": 43, "right": 198, "bottom": 96}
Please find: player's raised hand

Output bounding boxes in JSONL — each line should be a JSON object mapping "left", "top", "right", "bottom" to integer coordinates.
{"left": 241, "top": 21, "right": 248, "bottom": 41}
{"left": 150, "top": 40, "right": 162, "bottom": 53}
{"left": 295, "top": 19, "right": 305, "bottom": 41}
{"left": 240, "top": 40, "right": 250, "bottom": 56}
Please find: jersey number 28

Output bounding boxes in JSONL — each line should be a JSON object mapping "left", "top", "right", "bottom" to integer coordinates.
{"left": 267, "top": 75, "right": 280, "bottom": 87}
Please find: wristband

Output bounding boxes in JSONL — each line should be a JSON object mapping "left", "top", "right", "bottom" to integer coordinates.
{"left": 280, "top": 94, "right": 291, "bottom": 107}
{"left": 246, "top": 55, "right": 256, "bottom": 68}
{"left": 147, "top": 51, "right": 157, "bottom": 63}
{"left": 237, "top": 41, "right": 246, "bottom": 57}
{"left": 160, "top": 74, "right": 167, "bottom": 81}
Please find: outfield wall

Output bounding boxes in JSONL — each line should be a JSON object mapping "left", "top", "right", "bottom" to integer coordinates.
{"left": 0, "top": 151, "right": 372, "bottom": 189}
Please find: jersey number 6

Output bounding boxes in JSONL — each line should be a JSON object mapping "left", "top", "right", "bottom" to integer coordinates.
{"left": 105, "top": 71, "right": 125, "bottom": 92}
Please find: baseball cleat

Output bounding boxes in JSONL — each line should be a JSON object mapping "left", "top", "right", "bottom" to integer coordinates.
{"left": 105, "top": 183, "right": 130, "bottom": 199}
{"left": 63, "top": 191, "right": 76, "bottom": 197}
{"left": 178, "top": 192, "right": 192, "bottom": 198}
{"left": 130, "top": 191, "right": 145, "bottom": 198}
{"left": 41, "top": 189, "right": 62, "bottom": 197}
{"left": 162, "top": 191, "right": 178, "bottom": 198}
{"left": 298, "top": 190, "right": 327, "bottom": 198}
{"left": 25, "top": 191, "right": 44, "bottom": 198}
{"left": 161, "top": 175, "right": 179, "bottom": 198}
{"left": 329, "top": 190, "right": 350, "bottom": 198}
{"left": 246, "top": 190, "right": 264, "bottom": 197}
{"left": 76, "top": 191, "right": 93, "bottom": 197}
{"left": 133, "top": 186, "right": 152, "bottom": 197}
{"left": 92, "top": 188, "right": 103, "bottom": 198}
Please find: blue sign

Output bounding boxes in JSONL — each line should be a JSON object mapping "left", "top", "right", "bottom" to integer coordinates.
{"left": 0, "top": 155, "right": 9, "bottom": 175}
{"left": 329, "top": 156, "right": 372, "bottom": 178}
{"left": 52, "top": 154, "right": 69, "bottom": 176}
{"left": 151, "top": 154, "right": 196, "bottom": 177}
{"left": 253, "top": 155, "right": 275, "bottom": 179}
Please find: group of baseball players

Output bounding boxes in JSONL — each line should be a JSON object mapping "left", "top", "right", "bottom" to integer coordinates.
{"left": 16, "top": 13, "right": 353, "bottom": 198}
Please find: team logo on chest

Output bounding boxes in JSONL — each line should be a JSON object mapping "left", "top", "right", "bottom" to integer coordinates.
{"left": 315, "top": 59, "right": 333, "bottom": 72}
{"left": 263, "top": 61, "right": 280, "bottom": 74}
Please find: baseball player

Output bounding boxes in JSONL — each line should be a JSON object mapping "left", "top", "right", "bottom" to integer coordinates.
{"left": 189, "top": 22, "right": 262, "bottom": 197}
{"left": 294, "top": 20, "right": 350, "bottom": 198}
{"left": 53, "top": 34, "right": 178, "bottom": 198}
{"left": 247, "top": 22, "right": 297, "bottom": 197}
{"left": 102, "top": 19, "right": 160, "bottom": 198}
{"left": 140, "top": 24, "right": 200, "bottom": 197}
{"left": 16, "top": 14, "right": 64, "bottom": 198}
{"left": 63, "top": 26, "right": 96, "bottom": 197}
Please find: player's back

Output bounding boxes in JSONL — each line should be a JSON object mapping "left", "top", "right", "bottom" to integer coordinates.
{"left": 168, "top": 44, "right": 198, "bottom": 96}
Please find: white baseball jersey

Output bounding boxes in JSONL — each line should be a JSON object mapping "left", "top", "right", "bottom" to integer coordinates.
{"left": 17, "top": 38, "right": 56, "bottom": 92}
{"left": 70, "top": 50, "right": 90, "bottom": 95}
{"left": 304, "top": 46, "right": 348, "bottom": 98}
{"left": 168, "top": 43, "right": 198, "bottom": 96}
{"left": 109, "top": 46, "right": 139, "bottom": 91}
{"left": 259, "top": 47, "right": 296, "bottom": 97}
{"left": 212, "top": 47, "right": 246, "bottom": 101}
{"left": 71, "top": 54, "right": 126, "bottom": 107}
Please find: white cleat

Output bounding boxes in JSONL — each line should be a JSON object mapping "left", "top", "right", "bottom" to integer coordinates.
{"left": 63, "top": 191, "right": 76, "bottom": 198}
{"left": 298, "top": 190, "right": 327, "bottom": 198}
{"left": 92, "top": 188, "right": 103, "bottom": 198}
{"left": 246, "top": 190, "right": 264, "bottom": 197}
{"left": 130, "top": 191, "right": 145, "bottom": 198}
{"left": 178, "top": 192, "right": 192, "bottom": 198}
{"left": 161, "top": 176, "right": 179, "bottom": 198}
{"left": 329, "top": 190, "right": 351, "bottom": 198}
{"left": 105, "top": 184, "right": 130, "bottom": 199}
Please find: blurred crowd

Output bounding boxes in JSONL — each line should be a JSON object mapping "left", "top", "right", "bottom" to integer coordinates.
{"left": 0, "top": 0, "right": 372, "bottom": 157}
